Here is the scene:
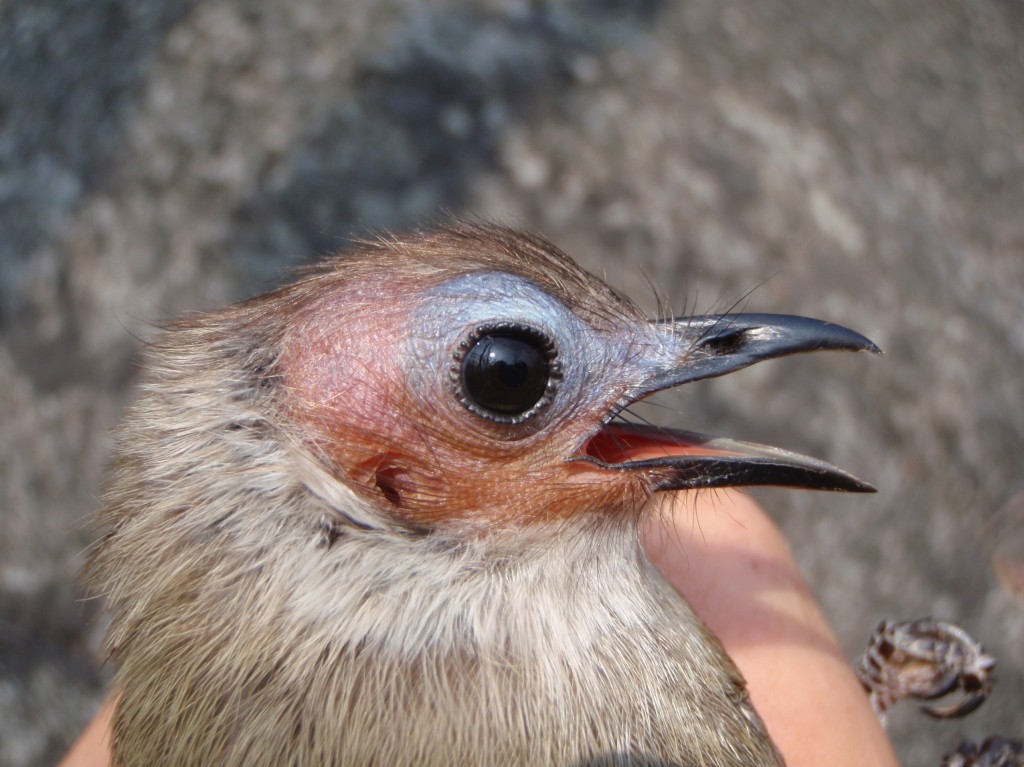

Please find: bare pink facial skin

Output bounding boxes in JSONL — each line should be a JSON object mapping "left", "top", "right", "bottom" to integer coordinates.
{"left": 281, "top": 271, "right": 648, "bottom": 530}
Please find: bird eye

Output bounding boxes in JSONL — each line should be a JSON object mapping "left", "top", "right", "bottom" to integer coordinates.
{"left": 455, "top": 325, "right": 558, "bottom": 424}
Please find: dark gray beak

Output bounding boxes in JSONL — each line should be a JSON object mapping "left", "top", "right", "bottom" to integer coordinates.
{"left": 579, "top": 314, "right": 881, "bottom": 493}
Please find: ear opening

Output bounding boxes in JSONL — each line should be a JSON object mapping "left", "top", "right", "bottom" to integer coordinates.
{"left": 374, "top": 461, "right": 406, "bottom": 507}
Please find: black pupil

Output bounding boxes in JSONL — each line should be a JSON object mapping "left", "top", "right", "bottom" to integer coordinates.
{"left": 462, "top": 333, "right": 549, "bottom": 416}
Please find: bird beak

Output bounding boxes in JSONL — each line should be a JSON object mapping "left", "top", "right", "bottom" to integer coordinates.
{"left": 578, "top": 314, "right": 881, "bottom": 493}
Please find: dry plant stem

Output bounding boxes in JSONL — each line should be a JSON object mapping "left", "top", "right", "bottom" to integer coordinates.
{"left": 645, "top": 489, "right": 899, "bottom": 767}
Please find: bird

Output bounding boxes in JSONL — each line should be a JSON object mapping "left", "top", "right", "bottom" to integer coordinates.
{"left": 89, "top": 222, "right": 879, "bottom": 766}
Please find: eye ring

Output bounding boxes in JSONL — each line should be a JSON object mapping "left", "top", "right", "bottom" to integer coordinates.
{"left": 451, "top": 322, "right": 561, "bottom": 425}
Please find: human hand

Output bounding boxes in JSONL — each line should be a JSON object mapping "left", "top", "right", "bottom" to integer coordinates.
{"left": 645, "top": 488, "right": 898, "bottom": 767}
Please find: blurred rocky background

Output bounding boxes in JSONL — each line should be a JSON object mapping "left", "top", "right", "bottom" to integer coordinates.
{"left": 1, "top": 0, "right": 1021, "bottom": 764}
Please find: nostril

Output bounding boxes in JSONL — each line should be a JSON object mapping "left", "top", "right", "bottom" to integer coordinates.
{"left": 701, "top": 330, "right": 747, "bottom": 357}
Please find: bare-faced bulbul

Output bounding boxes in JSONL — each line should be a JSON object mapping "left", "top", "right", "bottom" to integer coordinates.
{"left": 90, "top": 223, "right": 880, "bottom": 766}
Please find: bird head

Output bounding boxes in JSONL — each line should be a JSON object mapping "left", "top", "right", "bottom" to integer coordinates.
{"left": 280, "top": 223, "right": 877, "bottom": 535}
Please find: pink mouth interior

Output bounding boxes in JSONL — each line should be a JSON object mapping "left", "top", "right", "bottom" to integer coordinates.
{"left": 583, "top": 423, "right": 743, "bottom": 464}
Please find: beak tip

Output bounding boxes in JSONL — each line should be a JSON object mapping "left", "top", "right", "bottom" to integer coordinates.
{"left": 848, "top": 479, "right": 878, "bottom": 494}
{"left": 806, "top": 467, "right": 877, "bottom": 494}
{"left": 827, "top": 326, "right": 882, "bottom": 357}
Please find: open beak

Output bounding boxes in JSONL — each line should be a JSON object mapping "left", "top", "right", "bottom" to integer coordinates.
{"left": 578, "top": 314, "right": 881, "bottom": 493}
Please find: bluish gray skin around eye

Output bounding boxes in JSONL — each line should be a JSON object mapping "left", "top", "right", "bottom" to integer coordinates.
{"left": 406, "top": 272, "right": 646, "bottom": 433}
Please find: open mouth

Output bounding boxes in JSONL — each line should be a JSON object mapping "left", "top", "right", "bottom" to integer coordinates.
{"left": 578, "top": 421, "right": 875, "bottom": 492}
{"left": 572, "top": 313, "right": 880, "bottom": 493}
